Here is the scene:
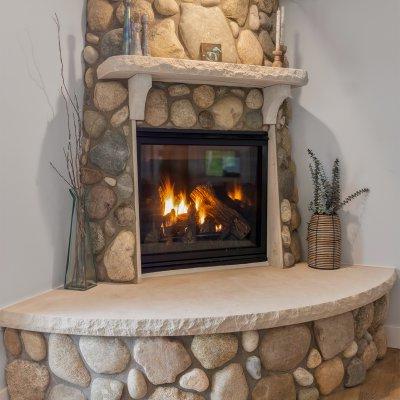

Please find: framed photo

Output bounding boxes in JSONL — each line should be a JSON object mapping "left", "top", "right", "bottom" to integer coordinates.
{"left": 200, "top": 43, "right": 222, "bottom": 62}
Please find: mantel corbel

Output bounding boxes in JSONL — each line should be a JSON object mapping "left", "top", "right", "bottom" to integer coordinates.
{"left": 128, "top": 73, "right": 152, "bottom": 121}
{"left": 262, "top": 84, "right": 292, "bottom": 125}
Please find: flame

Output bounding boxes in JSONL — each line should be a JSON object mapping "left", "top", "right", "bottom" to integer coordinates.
{"left": 228, "top": 182, "right": 244, "bottom": 202}
{"left": 215, "top": 224, "right": 223, "bottom": 232}
{"left": 159, "top": 178, "right": 189, "bottom": 218}
{"left": 198, "top": 208, "right": 206, "bottom": 225}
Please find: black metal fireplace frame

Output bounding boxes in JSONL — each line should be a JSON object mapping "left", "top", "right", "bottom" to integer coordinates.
{"left": 137, "top": 127, "right": 268, "bottom": 273}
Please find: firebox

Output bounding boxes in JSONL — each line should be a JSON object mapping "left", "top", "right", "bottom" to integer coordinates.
{"left": 137, "top": 128, "right": 268, "bottom": 272}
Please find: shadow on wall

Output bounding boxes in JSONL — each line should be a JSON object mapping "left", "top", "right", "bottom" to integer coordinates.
{"left": 290, "top": 100, "right": 368, "bottom": 266}
{"left": 36, "top": 33, "right": 84, "bottom": 288}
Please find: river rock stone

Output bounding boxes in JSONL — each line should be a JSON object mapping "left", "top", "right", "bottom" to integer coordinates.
{"left": 111, "top": 106, "right": 129, "bottom": 128}
{"left": 293, "top": 367, "right": 314, "bottom": 387}
{"left": 211, "top": 96, "right": 243, "bottom": 129}
{"left": 180, "top": 368, "right": 209, "bottom": 392}
{"left": 193, "top": 85, "right": 215, "bottom": 108}
{"left": 168, "top": 84, "right": 190, "bottom": 97}
{"left": 87, "top": 0, "right": 113, "bottom": 31}
{"left": 259, "top": 12, "right": 273, "bottom": 30}
{"left": 255, "top": 0, "right": 277, "bottom": 14}
{"left": 258, "top": 30, "right": 274, "bottom": 59}
{"left": 149, "top": 387, "right": 205, "bottom": 400}
{"left": 242, "top": 330, "right": 259, "bottom": 352}
{"left": 171, "top": 99, "right": 197, "bottom": 128}
{"left": 237, "top": 30, "right": 263, "bottom": 65}
{"left": 229, "top": 21, "right": 239, "bottom": 38}
{"left": 314, "top": 357, "right": 344, "bottom": 396}
{"left": 154, "top": 0, "right": 179, "bottom": 15}
{"left": 89, "top": 222, "right": 105, "bottom": 254}
{"left": 89, "top": 132, "right": 130, "bottom": 175}
{"left": 101, "top": 28, "right": 123, "bottom": 58}
{"left": 245, "top": 111, "right": 263, "bottom": 129}
{"left": 198, "top": 110, "right": 214, "bottom": 129}
{"left": 201, "top": 0, "right": 221, "bottom": 5}
{"left": 280, "top": 199, "right": 291, "bottom": 222}
{"left": 280, "top": 168, "right": 294, "bottom": 199}
{"left": 345, "top": 357, "right": 366, "bottom": 388}
{"left": 91, "top": 378, "right": 124, "bottom": 400}
{"left": 361, "top": 341, "right": 377, "bottom": 370}
{"left": 281, "top": 225, "right": 291, "bottom": 248}
{"left": 357, "top": 338, "right": 368, "bottom": 357}
{"left": 260, "top": 325, "right": 311, "bottom": 372}
{"left": 245, "top": 89, "right": 263, "bottom": 109}
{"left": 191, "top": 334, "right": 238, "bottom": 369}
{"left": 115, "top": 205, "right": 135, "bottom": 226}
{"left": 246, "top": 356, "right": 261, "bottom": 380}
{"left": 48, "top": 334, "right": 90, "bottom": 387}
{"left": 145, "top": 89, "right": 169, "bottom": 126}
{"left": 314, "top": 312, "right": 354, "bottom": 359}
{"left": 105, "top": 219, "right": 116, "bottom": 237}
{"left": 94, "top": 82, "right": 127, "bottom": 112}
{"left": 248, "top": 4, "right": 260, "bottom": 30}
{"left": 116, "top": 0, "right": 154, "bottom": 24}
{"left": 134, "top": 337, "right": 192, "bottom": 384}
{"left": 372, "top": 295, "right": 388, "bottom": 330}
{"left": 343, "top": 341, "right": 358, "bottom": 358}
{"left": 373, "top": 325, "right": 388, "bottom": 359}
{"left": 79, "top": 336, "right": 130, "bottom": 374}
{"left": 117, "top": 173, "right": 133, "bottom": 199}
{"left": 355, "top": 303, "right": 374, "bottom": 339}
{"left": 307, "top": 348, "right": 322, "bottom": 369}
{"left": 211, "top": 363, "right": 248, "bottom": 400}
{"left": 283, "top": 251, "right": 295, "bottom": 267}
{"left": 85, "top": 67, "right": 95, "bottom": 88}
{"left": 6, "top": 360, "right": 50, "bottom": 400}
{"left": 104, "top": 230, "right": 135, "bottom": 282}
{"left": 82, "top": 168, "right": 103, "bottom": 185}
{"left": 252, "top": 374, "right": 296, "bottom": 400}
{"left": 150, "top": 19, "right": 187, "bottom": 59}
{"left": 127, "top": 369, "right": 147, "bottom": 399}
{"left": 49, "top": 384, "right": 85, "bottom": 400}
{"left": 84, "top": 110, "right": 106, "bottom": 139}
{"left": 21, "top": 331, "right": 46, "bottom": 362}
{"left": 179, "top": 4, "right": 238, "bottom": 63}
{"left": 221, "top": 0, "right": 249, "bottom": 26}
{"left": 290, "top": 202, "right": 301, "bottom": 229}
{"left": 298, "top": 388, "right": 320, "bottom": 400}
{"left": 86, "top": 33, "right": 99, "bottom": 45}
{"left": 83, "top": 46, "right": 99, "bottom": 65}
{"left": 4, "top": 328, "right": 22, "bottom": 357}
{"left": 86, "top": 185, "right": 117, "bottom": 220}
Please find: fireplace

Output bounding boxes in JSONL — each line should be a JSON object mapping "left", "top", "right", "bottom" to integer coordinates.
{"left": 137, "top": 128, "right": 268, "bottom": 272}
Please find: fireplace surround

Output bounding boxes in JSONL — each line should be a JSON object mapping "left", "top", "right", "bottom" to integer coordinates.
{"left": 138, "top": 128, "right": 268, "bottom": 272}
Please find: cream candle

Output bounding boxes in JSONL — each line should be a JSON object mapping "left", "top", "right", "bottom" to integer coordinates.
{"left": 276, "top": 7, "right": 281, "bottom": 51}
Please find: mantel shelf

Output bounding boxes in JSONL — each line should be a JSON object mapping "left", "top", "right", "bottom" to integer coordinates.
{"left": 97, "top": 55, "right": 308, "bottom": 88}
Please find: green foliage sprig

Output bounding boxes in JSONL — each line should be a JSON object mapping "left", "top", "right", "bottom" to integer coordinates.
{"left": 308, "top": 149, "right": 369, "bottom": 215}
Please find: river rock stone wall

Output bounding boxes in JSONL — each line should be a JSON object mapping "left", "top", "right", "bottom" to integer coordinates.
{"left": 82, "top": 0, "right": 299, "bottom": 282}
{"left": 2, "top": 295, "right": 389, "bottom": 399}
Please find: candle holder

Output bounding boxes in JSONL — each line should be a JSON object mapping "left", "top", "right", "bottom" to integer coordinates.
{"left": 272, "top": 46, "right": 283, "bottom": 68}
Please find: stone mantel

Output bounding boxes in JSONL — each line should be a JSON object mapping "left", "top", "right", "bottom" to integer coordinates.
{"left": 0, "top": 264, "right": 395, "bottom": 337}
{"left": 97, "top": 55, "right": 308, "bottom": 88}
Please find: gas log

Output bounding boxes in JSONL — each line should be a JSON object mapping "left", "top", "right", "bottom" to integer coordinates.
{"left": 190, "top": 185, "right": 251, "bottom": 239}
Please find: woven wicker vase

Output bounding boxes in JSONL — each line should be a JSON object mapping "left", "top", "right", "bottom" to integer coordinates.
{"left": 307, "top": 214, "right": 341, "bottom": 270}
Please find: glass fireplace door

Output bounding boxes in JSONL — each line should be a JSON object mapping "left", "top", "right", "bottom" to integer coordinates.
{"left": 138, "top": 129, "right": 268, "bottom": 272}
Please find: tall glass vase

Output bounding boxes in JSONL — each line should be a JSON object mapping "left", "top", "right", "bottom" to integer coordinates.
{"left": 65, "top": 189, "right": 97, "bottom": 290}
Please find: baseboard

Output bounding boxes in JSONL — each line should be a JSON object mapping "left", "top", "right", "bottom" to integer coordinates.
{"left": 385, "top": 324, "right": 400, "bottom": 349}
{"left": 0, "top": 388, "right": 8, "bottom": 400}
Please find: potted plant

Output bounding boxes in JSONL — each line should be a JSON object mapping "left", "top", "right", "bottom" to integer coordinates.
{"left": 307, "top": 149, "right": 369, "bottom": 270}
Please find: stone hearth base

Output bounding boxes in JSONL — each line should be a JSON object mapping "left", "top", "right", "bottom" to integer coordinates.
{"left": 2, "top": 295, "right": 389, "bottom": 400}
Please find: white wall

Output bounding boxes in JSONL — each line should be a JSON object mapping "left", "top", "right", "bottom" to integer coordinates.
{"left": 0, "top": 0, "right": 85, "bottom": 390}
{"left": 283, "top": 0, "right": 400, "bottom": 345}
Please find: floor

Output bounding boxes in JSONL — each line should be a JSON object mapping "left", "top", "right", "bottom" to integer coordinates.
{"left": 323, "top": 349, "right": 400, "bottom": 400}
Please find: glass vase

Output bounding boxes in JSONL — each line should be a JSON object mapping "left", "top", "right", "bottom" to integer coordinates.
{"left": 65, "top": 189, "right": 97, "bottom": 290}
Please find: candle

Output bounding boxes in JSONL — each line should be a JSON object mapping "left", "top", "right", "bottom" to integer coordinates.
{"left": 276, "top": 7, "right": 281, "bottom": 51}
{"left": 280, "top": 5, "right": 285, "bottom": 46}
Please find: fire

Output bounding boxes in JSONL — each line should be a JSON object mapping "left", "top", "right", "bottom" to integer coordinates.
{"left": 198, "top": 208, "right": 206, "bottom": 225}
{"left": 228, "top": 182, "right": 244, "bottom": 202}
{"left": 215, "top": 224, "right": 222, "bottom": 232}
{"left": 159, "top": 178, "right": 189, "bottom": 218}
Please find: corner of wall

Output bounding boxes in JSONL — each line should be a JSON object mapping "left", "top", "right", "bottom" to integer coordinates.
{"left": 385, "top": 324, "right": 400, "bottom": 349}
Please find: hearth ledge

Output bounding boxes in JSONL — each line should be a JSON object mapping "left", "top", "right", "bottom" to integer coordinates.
{"left": 0, "top": 264, "right": 395, "bottom": 337}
